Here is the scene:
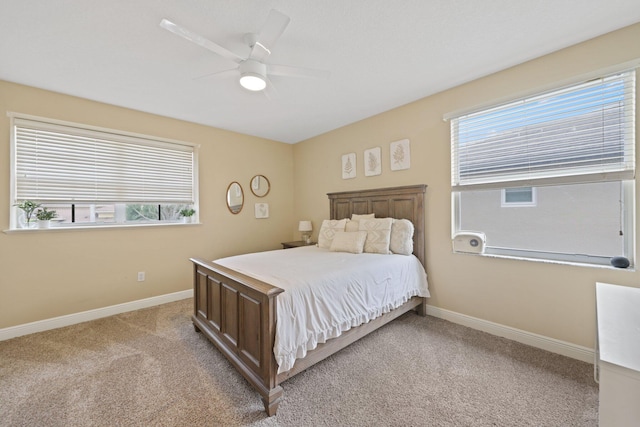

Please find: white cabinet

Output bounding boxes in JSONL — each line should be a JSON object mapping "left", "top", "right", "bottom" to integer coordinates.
{"left": 596, "top": 282, "right": 640, "bottom": 427}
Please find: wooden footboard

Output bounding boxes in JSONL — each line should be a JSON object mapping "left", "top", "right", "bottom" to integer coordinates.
{"left": 190, "top": 257, "right": 285, "bottom": 415}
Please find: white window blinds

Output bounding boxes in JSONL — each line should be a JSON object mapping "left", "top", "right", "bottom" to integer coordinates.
{"left": 451, "top": 70, "right": 636, "bottom": 191}
{"left": 13, "top": 117, "right": 195, "bottom": 203}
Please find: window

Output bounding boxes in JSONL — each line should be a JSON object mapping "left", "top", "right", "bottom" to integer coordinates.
{"left": 501, "top": 187, "right": 536, "bottom": 207}
{"left": 10, "top": 114, "right": 198, "bottom": 230}
{"left": 450, "top": 70, "right": 635, "bottom": 266}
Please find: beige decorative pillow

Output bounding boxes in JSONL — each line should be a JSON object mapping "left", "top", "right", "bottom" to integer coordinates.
{"left": 359, "top": 218, "right": 393, "bottom": 254}
{"left": 329, "top": 231, "right": 368, "bottom": 254}
{"left": 317, "top": 219, "right": 348, "bottom": 249}
{"left": 346, "top": 214, "right": 374, "bottom": 232}
{"left": 345, "top": 219, "right": 360, "bottom": 232}
{"left": 351, "top": 213, "right": 375, "bottom": 221}
{"left": 390, "top": 219, "right": 414, "bottom": 255}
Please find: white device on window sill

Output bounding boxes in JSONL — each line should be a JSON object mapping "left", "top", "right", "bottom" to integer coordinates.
{"left": 452, "top": 231, "right": 486, "bottom": 254}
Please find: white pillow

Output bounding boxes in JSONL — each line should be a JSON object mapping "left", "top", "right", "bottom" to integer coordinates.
{"left": 359, "top": 218, "right": 393, "bottom": 254}
{"left": 389, "top": 219, "right": 414, "bottom": 255}
{"left": 329, "top": 231, "right": 368, "bottom": 254}
{"left": 317, "top": 219, "right": 348, "bottom": 249}
{"left": 351, "top": 213, "right": 375, "bottom": 221}
{"left": 346, "top": 214, "right": 375, "bottom": 232}
{"left": 345, "top": 219, "right": 360, "bottom": 232}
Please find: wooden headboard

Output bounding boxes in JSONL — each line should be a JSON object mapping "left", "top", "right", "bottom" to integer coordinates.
{"left": 327, "top": 185, "right": 427, "bottom": 267}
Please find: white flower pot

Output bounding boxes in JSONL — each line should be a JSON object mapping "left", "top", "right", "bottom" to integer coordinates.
{"left": 38, "top": 220, "right": 51, "bottom": 229}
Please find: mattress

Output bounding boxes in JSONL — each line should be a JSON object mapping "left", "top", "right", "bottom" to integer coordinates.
{"left": 214, "top": 245, "right": 429, "bottom": 373}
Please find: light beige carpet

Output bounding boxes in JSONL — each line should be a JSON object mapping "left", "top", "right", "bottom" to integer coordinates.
{"left": 0, "top": 299, "right": 598, "bottom": 426}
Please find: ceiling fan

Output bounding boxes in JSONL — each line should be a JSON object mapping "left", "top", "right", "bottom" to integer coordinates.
{"left": 160, "top": 9, "right": 330, "bottom": 93}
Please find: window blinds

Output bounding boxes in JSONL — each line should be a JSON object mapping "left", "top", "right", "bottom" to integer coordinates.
{"left": 451, "top": 70, "right": 636, "bottom": 191}
{"left": 14, "top": 117, "right": 195, "bottom": 203}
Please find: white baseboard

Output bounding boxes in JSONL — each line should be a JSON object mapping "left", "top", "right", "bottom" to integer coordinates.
{"left": 1, "top": 294, "right": 594, "bottom": 365}
{"left": 0, "top": 289, "right": 193, "bottom": 341}
{"left": 426, "top": 305, "right": 594, "bottom": 364}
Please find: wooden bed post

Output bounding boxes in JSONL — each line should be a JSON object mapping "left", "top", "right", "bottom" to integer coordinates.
{"left": 417, "top": 298, "right": 428, "bottom": 317}
{"left": 263, "top": 387, "right": 283, "bottom": 416}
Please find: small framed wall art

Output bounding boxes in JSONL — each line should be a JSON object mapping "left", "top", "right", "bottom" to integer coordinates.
{"left": 342, "top": 153, "right": 356, "bottom": 179}
{"left": 255, "top": 203, "right": 269, "bottom": 219}
{"left": 390, "top": 139, "right": 410, "bottom": 171}
{"left": 364, "top": 147, "right": 381, "bottom": 177}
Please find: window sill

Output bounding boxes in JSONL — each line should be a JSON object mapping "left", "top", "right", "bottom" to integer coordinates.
{"left": 3, "top": 222, "right": 202, "bottom": 234}
{"left": 454, "top": 250, "right": 636, "bottom": 272}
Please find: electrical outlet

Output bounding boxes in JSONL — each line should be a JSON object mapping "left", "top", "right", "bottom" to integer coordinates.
{"left": 137, "top": 272, "right": 145, "bottom": 282}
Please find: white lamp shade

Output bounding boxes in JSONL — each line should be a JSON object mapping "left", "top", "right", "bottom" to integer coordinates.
{"left": 298, "top": 220, "right": 312, "bottom": 232}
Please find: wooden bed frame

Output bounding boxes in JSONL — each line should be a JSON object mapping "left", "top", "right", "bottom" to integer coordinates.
{"left": 190, "top": 184, "right": 427, "bottom": 415}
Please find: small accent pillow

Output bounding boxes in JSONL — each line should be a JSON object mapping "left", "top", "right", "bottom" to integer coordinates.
{"left": 345, "top": 219, "right": 360, "bottom": 232}
{"left": 317, "top": 219, "right": 348, "bottom": 249}
{"left": 329, "top": 231, "right": 368, "bottom": 254}
{"left": 359, "top": 217, "right": 393, "bottom": 254}
{"left": 346, "top": 213, "right": 375, "bottom": 232}
{"left": 351, "top": 213, "right": 375, "bottom": 221}
{"left": 390, "top": 219, "right": 414, "bottom": 255}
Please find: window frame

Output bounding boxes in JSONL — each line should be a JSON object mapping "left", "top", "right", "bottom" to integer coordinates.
{"left": 501, "top": 187, "right": 537, "bottom": 207}
{"left": 448, "top": 69, "right": 636, "bottom": 267}
{"left": 8, "top": 113, "right": 200, "bottom": 231}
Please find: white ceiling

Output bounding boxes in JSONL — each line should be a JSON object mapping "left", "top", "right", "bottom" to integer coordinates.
{"left": 2, "top": 1, "right": 640, "bottom": 144}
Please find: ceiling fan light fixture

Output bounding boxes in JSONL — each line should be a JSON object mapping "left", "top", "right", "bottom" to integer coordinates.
{"left": 240, "top": 74, "right": 267, "bottom": 91}
{"left": 162, "top": 11, "right": 328, "bottom": 95}
{"left": 239, "top": 60, "right": 267, "bottom": 91}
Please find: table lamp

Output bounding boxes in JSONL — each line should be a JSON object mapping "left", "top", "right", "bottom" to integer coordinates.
{"left": 298, "top": 220, "right": 312, "bottom": 243}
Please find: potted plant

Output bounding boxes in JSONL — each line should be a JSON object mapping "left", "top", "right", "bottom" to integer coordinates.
{"left": 36, "top": 207, "right": 57, "bottom": 228}
{"left": 179, "top": 208, "right": 196, "bottom": 223}
{"left": 14, "top": 200, "right": 41, "bottom": 228}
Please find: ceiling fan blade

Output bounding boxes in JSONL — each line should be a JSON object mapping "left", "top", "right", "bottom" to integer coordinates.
{"left": 160, "top": 18, "right": 244, "bottom": 64}
{"left": 263, "top": 77, "right": 279, "bottom": 100}
{"left": 249, "top": 9, "right": 290, "bottom": 62}
{"left": 268, "top": 64, "right": 330, "bottom": 79}
{"left": 192, "top": 67, "right": 238, "bottom": 80}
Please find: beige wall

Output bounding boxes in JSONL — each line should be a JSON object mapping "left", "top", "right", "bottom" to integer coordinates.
{"left": 0, "top": 81, "right": 294, "bottom": 328}
{"left": 293, "top": 22, "right": 640, "bottom": 349}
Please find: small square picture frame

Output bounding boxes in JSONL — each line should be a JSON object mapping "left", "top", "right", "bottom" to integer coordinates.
{"left": 255, "top": 203, "right": 269, "bottom": 219}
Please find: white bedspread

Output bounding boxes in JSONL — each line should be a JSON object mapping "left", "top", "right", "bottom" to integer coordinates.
{"left": 214, "top": 245, "right": 429, "bottom": 374}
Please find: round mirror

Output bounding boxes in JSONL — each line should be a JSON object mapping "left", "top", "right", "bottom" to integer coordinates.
{"left": 226, "top": 182, "right": 244, "bottom": 214}
{"left": 250, "top": 175, "right": 270, "bottom": 198}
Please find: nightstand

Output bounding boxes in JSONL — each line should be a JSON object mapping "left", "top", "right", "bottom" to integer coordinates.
{"left": 281, "top": 240, "right": 316, "bottom": 249}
